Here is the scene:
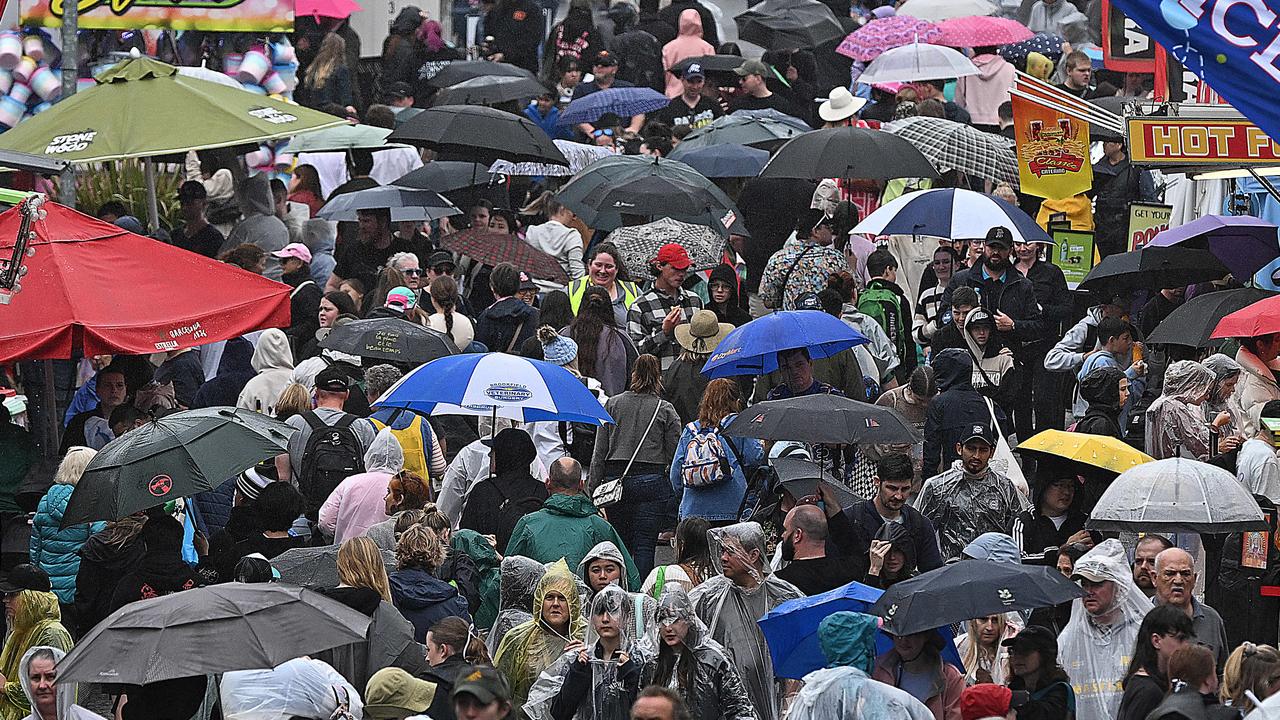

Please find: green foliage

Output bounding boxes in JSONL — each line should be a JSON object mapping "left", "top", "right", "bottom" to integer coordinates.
{"left": 74, "top": 159, "right": 183, "bottom": 229}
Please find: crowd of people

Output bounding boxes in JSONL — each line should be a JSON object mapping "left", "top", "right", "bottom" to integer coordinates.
{"left": 1, "top": 0, "right": 1278, "bottom": 719}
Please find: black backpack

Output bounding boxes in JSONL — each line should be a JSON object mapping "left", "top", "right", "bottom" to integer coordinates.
{"left": 298, "top": 411, "right": 366, "bottom": 521}
{"left": 557, "top": 420, "right": 597, "bottom": 467}
{"left": 492, "top": 479, "right": 545, "bottom": 543}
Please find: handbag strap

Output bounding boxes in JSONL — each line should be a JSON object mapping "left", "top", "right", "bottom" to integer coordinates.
{"left": 621, "top": 398, "right": 663, "bottom": 479}
{"left": 778, "top": 244, "right": 814, "bottom": 307}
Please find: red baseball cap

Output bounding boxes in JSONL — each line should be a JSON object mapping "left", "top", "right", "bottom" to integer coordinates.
{"left": 961, "top": 684, "right": 1012, "bottom": 720}
{"left": 655, "top": 243, "right": 691, "bottom": 270}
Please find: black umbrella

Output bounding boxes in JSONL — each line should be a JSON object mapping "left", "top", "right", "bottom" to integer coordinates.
{"left": 869, "top": 562, "right": 1085, "bottom": 636}
{"left": 63, "top": 407, "right": 295, "bottom": 526}
{"left": 556, "top": 154, "right": 742, "bottom": 234}
{"left": 1077, "top": 246, "right": 1231, "bottom": 294}
{"left": 720, "top": 394, "right": 918, "bottom": 445}
{"left": 760, "top": 126, "right": 941, "bottom": 181}
{"left": 274, "top": 545, "right": 398, "bottom": 587}
{"left": 57, "top": 583, "right": 370, "bottom": 684}
{"left": 395, "top": 161, "right": 495, "bottom": 193}
{"left": 678, "top": 109, "right": 810, "bottom": 151}
{"left": 315, "top": 184, "right": 461, "bottom": 222}
{"left": 671, "top": 54, "right": 747, "bottom": 79}
{"left": 735, "top": 0, "right": 846, "bottom": 50}
{"left": 581, "top": 174, "right": 736, "bottom": 227}
{"left": 772, "top": 457, "right": 863, "bottom": 506}
{"left": 1146, "top": 287, "right": 1278, "bottom": 347}
{"left": 426, "top": 60, "right": 537, "bottom": 88}
{"left": 388, "top": 105, "right": 570, "bottom": 166}
{"left": 432, "top": 75, "right": 549, "bottom": 106}
{"left": 319, "top": 317, "right": 459, "bottom": 364}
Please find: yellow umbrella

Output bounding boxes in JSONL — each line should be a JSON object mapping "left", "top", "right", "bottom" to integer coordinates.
{"left": 1016, "top": 430, "right": 1153, "bottom": 475}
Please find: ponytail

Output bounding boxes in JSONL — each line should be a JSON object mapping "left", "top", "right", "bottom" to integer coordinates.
{"left": 429, "top": 275, "right": 458, "bottom": 336}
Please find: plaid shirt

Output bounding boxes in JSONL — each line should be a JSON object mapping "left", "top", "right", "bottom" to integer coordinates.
{"left": 627, "top": 286, "right": 704, "bottom": 370}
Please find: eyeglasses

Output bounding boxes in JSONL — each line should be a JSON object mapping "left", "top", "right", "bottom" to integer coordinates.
{"left": 592, "top": 128, "right": 615, "bottom": 138}
{"left": 402, "top": 268, "right": 423, "bottom": 276}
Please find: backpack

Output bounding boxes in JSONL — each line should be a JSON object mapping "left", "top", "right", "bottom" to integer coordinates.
{"left": 492, "top": 478, "right": 545, "bottom": 538}
{"left": 558, "top": 421, "right": 597, "bottom": 467}
{"left": 679, "top": 422, "right": 733, "bottom": 488}
{"left": 298, "top": 411, "right": 366, "bottom": 521}
{"left": 858, "top": 284, "right": 909, "bottom": 361}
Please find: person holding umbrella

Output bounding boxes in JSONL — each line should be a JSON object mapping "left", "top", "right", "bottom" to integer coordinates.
{"left": 871, "top": 628, "right": 965, "bottom": 720}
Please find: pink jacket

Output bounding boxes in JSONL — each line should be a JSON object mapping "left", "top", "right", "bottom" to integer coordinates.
{"left": 662, "top": 9, "right": 714, "bottom": 97}
{"left": 318, "top": 471, "right": 393, "bottom": 544}
{"left": 872, "top": 649, "right": 965, "bottom": 720}
{"left": 953, "top": 54, "right": 1014, "bottom": 127}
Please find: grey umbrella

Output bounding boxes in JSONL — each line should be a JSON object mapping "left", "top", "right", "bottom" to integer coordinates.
{"left": 1087, "top": 457, "right": 1268, "bottom": 533}
{"left": 274, "top": 544, "right": 398, "bottom": 587}
{"left": 57, "top": 583, "right": 371, "bottom": 684}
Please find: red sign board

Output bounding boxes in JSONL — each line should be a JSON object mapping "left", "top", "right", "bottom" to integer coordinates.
{"left": 1127, "top": 118, "right": 1280, "bottom": 166}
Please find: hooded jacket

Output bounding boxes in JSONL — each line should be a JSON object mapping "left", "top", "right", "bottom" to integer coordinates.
{"left": 607, "top": 3, "right": 664, "bottom": 92}
{"left": 476, "top": 297, "right": 540, "bottom": 354}
{"left": 506, "top": 493, "right": 641, "bottom": 591}
{"left": 1076, "top": 365, "right": 1125, "bottom": 439}
{"left": 318, "top": 429, "right": 405, "bottom": 544}
{"left": 662, "top": 9, "right": 714, "bottom": 97}
{"left": 953, "top": 54, "right": 1014, "bottom": 127}
{"left": 707, "top": 264, "right": 752, "bottom": 327}
{"left": 943, "top": 264, "right": 1044, "bottom": 361}
{"left": 18, "top": 646, "right": 106, "bottom": 720}
{"left": 579, "top": 540, "right": 630, "bottom": 593}
{"left": 236, "top": 329, "right": 295, "bottom": 416}
{"left": 0, "top": 593, "right": 71, "bottom": 720}
{"left": 1233, "top": 345, "right": 1280, "bottom": 437}
{"left": 303, "top": 219, "right": 337, "bottom": 287}
{"left": 380, "top": 7, "right": 425, "bottom": 90}
{"left": 657, "top": 0, "right": 718, "bottom": 49}
{"left": 922, "top": 349, "right": 1009, "bottom": 478}
{"left": 191, "top": 336, "right": 256, "bottom": 409}
{"left": 960, "top": 307, "right": 1016, "bottom": 404}
{"left": 73, "top": 530, "right": 146, "bottom": 633}
{"left": 495, "top": 561, "right": 588, "bottom": 714}
{"left": 108, "top": 516, "right": 200, "bottom": 613}
{"left": 460, "top": 428, "right": 547, "bottom": 552}
{"left": 390, "top": 566, "right": 472, "bottom": 643}
{"left": 219, "top": 173, "right": 290, "bottom": 280}
{"left": 30, "top": 482, "right": 105, "bottom": 605}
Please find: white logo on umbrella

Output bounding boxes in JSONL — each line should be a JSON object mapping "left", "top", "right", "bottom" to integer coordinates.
{"left": 248, "top": 106, "right": 298, "bottom": 124}
{"left": 998, "top": 588, "right": 1014, "bottom": 605}
{"left": 485, "top": 383, "right": 533, "bottom": 402}
{"left": 46, "top": 130, "right": 97, "bottom": 154}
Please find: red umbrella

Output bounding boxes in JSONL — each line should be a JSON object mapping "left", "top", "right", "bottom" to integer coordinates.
{"left": 1212, "top": 295, "right": 1280, "bottom": 340}
{"left": 0, "top": 200, "right": 291, "bottom": 361}
{"left": 935, "top": 16, "right": 1033, "bottom": 48}
{"left": 438, "top": 229, "right": 569, "bottom": 283}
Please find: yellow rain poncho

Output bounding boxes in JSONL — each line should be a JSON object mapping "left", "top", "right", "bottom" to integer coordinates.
{"left": 0, "top": 591, "right": 72, "bottom": 720}
{"left": 494, "top": 559, "right": 586, "bottom": 718}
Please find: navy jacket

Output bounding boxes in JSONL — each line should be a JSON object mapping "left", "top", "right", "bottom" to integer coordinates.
{"left": 390, "top": 567, "right": 472, "bottom": 643}
{"left": 828, "top": 499, "right": 944, "bottom": 575}
{"left": 922, "top": 349, "right": 1009, "bottom": 478}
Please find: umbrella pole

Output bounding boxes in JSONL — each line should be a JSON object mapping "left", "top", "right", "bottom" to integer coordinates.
{"left": 42, "top": 360, "right": 59, "bottom": 458}
{"left": 144, "top": 158, "right": 160, "bottom": 234}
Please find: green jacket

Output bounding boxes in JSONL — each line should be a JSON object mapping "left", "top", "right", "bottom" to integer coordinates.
{"left": 505, "top": 494, "right": 640, "bottom": 590}
{"left": 452, "top": 529, "right": 502, "bottom": 630}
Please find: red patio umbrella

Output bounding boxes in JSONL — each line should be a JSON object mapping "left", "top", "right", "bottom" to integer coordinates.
{"left": 0, "top": 199, "right": 291, "bottom": 361}
{"left": 1211, "top": 295, "right": 1280, "bottom": 340}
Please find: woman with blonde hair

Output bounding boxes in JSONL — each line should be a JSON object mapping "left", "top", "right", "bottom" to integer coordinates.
{"left": 955, "top": 613, "right": 1019, "bottom": 686}
{"left": 273, "top": 382, "right": 311, "bottom": 422}
{"left": 1221, "top": 642, "right": 1280, "bottom": 714}
{"left": 335, "top": 536, "right": 392, "bottom": 603}
{"left": 30, "top": 447, "right": 105, "bottom": 634}
{"left": 390, "top": 525, "right": 470, "bottom": 642}
{"left": 669, "top": 378, "right": 762, "bottom": 525}
{"left": 301, "top": 33, "right": 354, "bottom": 111}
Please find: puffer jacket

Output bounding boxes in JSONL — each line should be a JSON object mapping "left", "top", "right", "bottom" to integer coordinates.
{"left": 29, "top": 485, "right": 106, "bottom": 604}
{"left": 390, "top": 567, "right": 472, "bottom": 643}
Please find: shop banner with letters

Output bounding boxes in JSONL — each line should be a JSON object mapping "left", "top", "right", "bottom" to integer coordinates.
{"left": 1109, "top": 0, "right": 1280, "bottom": 146}
{"left": 1012, "top": 93, "right": 1092, "bottom": 200}
{"left": 1127, "top": 202, "right": 1173, "bottom": 251}
{"left": 22, "top": 0, "right": 293, "bottom": 32}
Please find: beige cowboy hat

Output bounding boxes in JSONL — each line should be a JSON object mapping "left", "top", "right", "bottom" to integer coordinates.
{"left": 818, "top": 86, "right": 868, "bottom": 124}
{"left": 675, "top": 309, "right": 734, "bottom": 354}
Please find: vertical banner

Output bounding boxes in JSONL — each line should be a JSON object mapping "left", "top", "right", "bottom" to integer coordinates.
{"left": 1126, "top": 202, "right": 1173, "bottom": 251}
{"left": 1052, "top": 227, "right": 1097, "bottom": 291}
{"left": 1101, "top": 0, "right": 1156, "bottom": 72}
{"left": 1012, "top": 94, "right": 1093, "bottom": 200}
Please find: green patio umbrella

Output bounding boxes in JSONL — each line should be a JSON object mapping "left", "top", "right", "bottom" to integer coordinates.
{"left": 285, "top": 122, "right": 409, "bottom": 153}
{"left": 0, "top": 53, "right": 346, "bottom": 228}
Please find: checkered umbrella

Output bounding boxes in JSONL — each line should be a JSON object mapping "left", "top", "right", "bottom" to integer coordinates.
{"left": 560, "top": 87, "right": 672, "bottom": 126}
{"left": 884, "top": 115, "right": 1018, "bottom": 186}
{"left": 490, "top": 139, "right": 613, "bottom": 177}
{"left": 837, "top": 16, "right": 941, "bottom": 61}
{"left": 606, "top": 218, "right": 727, "bottom": 278}
{"left": 998, "top": 32, "right": 1065, "bottom": 65}
{"left": 438, "top": 228, "right": 569, "bottom": 283}
{"left": 935, "top": 16, "right": 1033, "bottom": 48}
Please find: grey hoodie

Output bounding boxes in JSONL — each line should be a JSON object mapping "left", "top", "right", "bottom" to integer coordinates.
{"left": 219, "top": 173, "right": 290, "bottom": 280}
{"left": 302, "top": 219, "right": 337, "bottom": 287}
{"left": 19, "top": 646, "right": 106, "bottom": 720}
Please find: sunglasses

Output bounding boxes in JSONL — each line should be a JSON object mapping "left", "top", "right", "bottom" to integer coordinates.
{"left": 592, "top": 128, "right": 615, "bottom": 138}
{"left": 402, "top": 268, "right": 423, "bottom": 276}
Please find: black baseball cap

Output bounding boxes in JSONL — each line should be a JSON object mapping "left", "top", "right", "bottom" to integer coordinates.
{"left": 0, "top": 564, "right": 51, "bottom": 594}
{"left": 428, "top": 250, "right": 456, "bottom": 269}
{"left": 1001, "top": 625, "right": 1057, "bottom": 654}
{"left": 452, "top": 667, "right": 511, "bottom": 705}
{"left": 593, "top": 50, "right": 619, "bottom": 67}
{"left": 960, "top": 420, "right": 996, "bottom": 447}
{"left": 315, "top": 366, "right": 351, "bottom": 393}
{"left": 385, "top": 81, "right": 413, "bottom": 101}
{"left": 684, "top": 62, "right": 705, "bottom": 79}
{"left": 177, "top": 181, "right": 207, "bottom": 202}
{"left": 984, "top": 226, "right": 1014, "bottom": 248}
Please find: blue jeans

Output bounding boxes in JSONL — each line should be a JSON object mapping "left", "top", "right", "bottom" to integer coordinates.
{"left": 608, "top": 473, "right": 671, "bottom": 582}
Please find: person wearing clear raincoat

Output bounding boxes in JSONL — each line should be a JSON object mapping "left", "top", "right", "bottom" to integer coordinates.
{"left": 524, "top": 585, "right": 654, "bottom": 720}
{"left": 644, "top": 585, "right": 758, "bottom": 720}
{"left": 688, "top": 522, "right": 804, "bottom": 720}
{"left": 580, "top": 541, "right": 658, "bottom": 649}
{"left": 488, "top": 556, "right": 547, "bottom": 658}
{"left": 494, "top": 559, "right": 588, "bottom": 720}
{"left": 1057, "top": 539, "right": 1152, "bottom": 720}
{"left": 17, "top": 646, "right": 106, "bottom": 720}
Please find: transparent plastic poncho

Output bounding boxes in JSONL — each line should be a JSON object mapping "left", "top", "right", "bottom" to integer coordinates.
{"left": 221, "top": 657, "right": 364, "bottom": 720}
{"left": 488, "top": 555, "right": 546, "bottom": 657}
{"left": 524, "top": 585, "right": 653, "bottom": 720}
{"left": 786, "top": 667, "right": 934, "bottom": 720}
{"left": 651, "top": 585, "right": 759, "bottom": 720}
{"left": 1057, "top": 539, "right": 1152, "bottom": 720}
{"left": 689, "top": 522, "right": 804, "bottom": 720}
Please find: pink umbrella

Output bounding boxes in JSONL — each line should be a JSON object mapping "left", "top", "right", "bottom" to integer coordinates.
{"left": 296, "top": 0, "right": 362, "bottom": 18}
{"left": 837, "top": 16, "right": 941, "bottom": 61}
{"left": 935, "top": 16, "right": 1033, "bottom": 48}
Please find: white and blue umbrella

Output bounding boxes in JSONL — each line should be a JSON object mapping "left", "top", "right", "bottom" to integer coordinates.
{"left": 851, "top": 188, "right": 1051, "bottom": 244}
{"left": 373, "top": 353, "right": 613, "bottom": 425}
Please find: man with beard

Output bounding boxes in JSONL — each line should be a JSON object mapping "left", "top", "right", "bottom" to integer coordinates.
{"left": 775, "top": 505, "right": 865, "bottom": 595}
{"left": 942, "top": 227, "right": 1044, "bottom": 371}
{"left": 1132, "top": 532, "right": 1172, "bottom": 599}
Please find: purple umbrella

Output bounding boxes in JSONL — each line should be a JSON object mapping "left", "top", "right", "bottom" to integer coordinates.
{"left": 1149, "top": 215, "right": 1280, "bottom": 281}
{"left": 559, "top": 87, "right": 671, "bottom": 126}
{"left": 837, "top": 16, "right": 941, "bottom": 61}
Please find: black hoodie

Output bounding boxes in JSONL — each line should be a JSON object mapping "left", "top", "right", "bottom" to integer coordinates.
{"left": 707, "top": 264, "right": 752, "bottom": 327}
{"left": 476, "top": 297, "right": 540, "bottom": 353}
{"left": 75, "top": 532, "right": 146, "bottom": 631}
{"left": 109, "top": 516, "right": 201, "bottom": 613}
{"left": 1075, "top": 365, "right": 1125, "bottom": 439}
{"left": 922, "top": 348, "right": 1009, "bottom": 478}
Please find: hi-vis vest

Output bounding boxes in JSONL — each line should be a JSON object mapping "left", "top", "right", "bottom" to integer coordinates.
{"left": 370, "top": 411, "right": 431, "bottom": 481}
{"left": 567, "top": 277, "right": 641, "bottom": 314}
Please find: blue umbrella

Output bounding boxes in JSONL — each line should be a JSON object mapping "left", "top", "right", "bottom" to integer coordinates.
{"left": 758, "top": 580, "right": 963, "bottom": 680}
{"left": 560, "top": 87, "right": 673, "bottom": 126}
{"left": 702, "top": 310, "right": 868, "bottom": 379}
{"left": 667, "top": 143, "right": 771, "bottom": 178}
{"left": 372, "top": 353, "right": 613, "bottom": 425}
